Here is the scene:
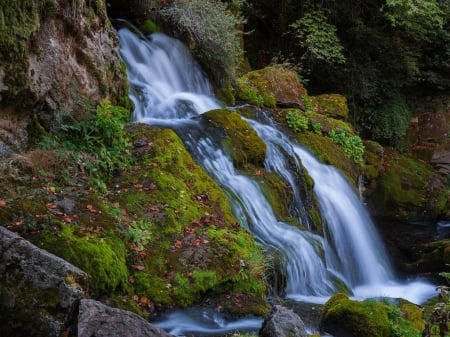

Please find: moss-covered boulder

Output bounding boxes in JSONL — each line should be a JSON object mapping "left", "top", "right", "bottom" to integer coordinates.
{"left": 370, "top": 148, "right": 449, "bottom": 220}
{"left": 235, "top": 66, "right": 307, "bottom": 109}
{"left": 320, "top": 294, "right": 423, "bottom": 337}
{"left": 311, "top": 94, "right": 349, "bottom": 121}
{"left": 202, "top": 109, "right": 267, "bottom": 172}
{"left": 111, "top": 123, "right": 268, "bottom": 314}
{"left": 0, "top": 0, "right": 128, "bottom": 154}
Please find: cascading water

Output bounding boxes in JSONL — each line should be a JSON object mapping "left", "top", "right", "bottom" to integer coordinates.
{"left": 118, "top": 27, "right": 436, "bottom": 332}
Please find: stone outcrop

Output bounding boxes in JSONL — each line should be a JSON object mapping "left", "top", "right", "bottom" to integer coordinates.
{"left": 259, "top": 305, "right": 308, "bottom": 337}
{"left": 76, "top": 299, "right": 174, "bottom": 337}
{"left": 0, "top": 0, "right": 128, "bottom": 155}
{"left": 0, "top": 226, "right": 87, "bottom": 337}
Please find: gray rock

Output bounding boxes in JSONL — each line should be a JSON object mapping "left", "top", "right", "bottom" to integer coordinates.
{"left": 260, "top": 305, "right": 308, "bottom": 337}
{"left": 77, "top": 299, "right": 174, "bottom": 337}
{"left": 0, "top": 226, "right": 87, "bottom": 337}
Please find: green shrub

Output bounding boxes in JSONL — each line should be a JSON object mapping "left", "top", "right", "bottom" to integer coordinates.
{"left": 290, "top": 10, "right": 346, "bottom": 64}
{"left": 160, "top": 0, "right": 245, "bottom": 77}
{"left": 370, "top": 92, "right": 411, "bottom": 147}
{"left": 286, "top": 110, "right": 309, "bottom": 132}
{"left": 328, "top": 129, "right": 365, "bottom": 164}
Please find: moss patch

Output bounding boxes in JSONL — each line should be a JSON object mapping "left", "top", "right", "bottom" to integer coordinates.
{"left": 321, "top": 294, "right": 423, "bottom": 337}
{"left": 371, "top": 148, "right": 449, "bottom": 220}
{"left": 202, "top": 109, "right": 267, "bottom": 172}
{"left": 311, "top": 94, "right": 349, "bottom": 120}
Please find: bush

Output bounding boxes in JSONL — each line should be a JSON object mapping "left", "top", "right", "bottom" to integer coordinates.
{"left": 286, "top": 110, "right": 309, "bottom": 132}
{"left": 370, "top": 92, "right": 411, "bottom": 146}
{"left": 328, "top": 129, "right": 365, "bottom": 164}
{"left": 290, "top": 10, "right": 346, "bottom": 65}
{"left": 160, "top": 0, "right": 245, "bottom": 77}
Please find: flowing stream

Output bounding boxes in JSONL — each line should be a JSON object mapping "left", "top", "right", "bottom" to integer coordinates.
{"left": 118, "top": 27, "right": 435, "bottom": 334}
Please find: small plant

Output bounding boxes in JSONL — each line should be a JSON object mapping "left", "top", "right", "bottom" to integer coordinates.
{"left": 312, "top": 121, "right": 322, "bottom": 135}
{"left": 328, "top": 129, "right": 365, "bottom": 164}
{"left": 286, "top": 110, "right": 309, "bottom": 132}
{"left": 121, "top": 219, "right": 153, "bottom": 251}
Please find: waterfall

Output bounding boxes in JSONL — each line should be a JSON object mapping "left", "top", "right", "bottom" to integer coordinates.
{"left": 118, "top": 28, "right": 435, "bottom": 305}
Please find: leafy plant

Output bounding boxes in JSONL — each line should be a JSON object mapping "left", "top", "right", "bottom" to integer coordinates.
{"left": 286, "top": 110, "right": 309, "bottom": 132}
{"left": 160, "top": 0, "right": 246, "bottom": 77}
{"left": 290, "top": 10, "right": 346, "bottom": 64}
{"left": 328, "top": 129, "right": 365, "bottom": 164}
{"left": 121, "top": 219, "right": 153, "bottom": 251}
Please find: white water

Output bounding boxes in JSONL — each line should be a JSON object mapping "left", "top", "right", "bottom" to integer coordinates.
{"left": 118, "top": 27, "right": 436, "bottom": 331}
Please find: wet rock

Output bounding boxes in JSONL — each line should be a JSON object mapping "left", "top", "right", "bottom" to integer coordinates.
{"left": 0, "top": 226, "right": 87, "bottom": 337}
{"left": 76, "top": 299, "right": 174, "bottom": 337}
{"left": 259, "top": 305, "right": 308, "bottom": 337}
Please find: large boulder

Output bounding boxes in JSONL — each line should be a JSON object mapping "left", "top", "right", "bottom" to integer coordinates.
{"left": 0, "top": 0, "right": 128, "bottom": 154}
{"left": 259, "top": 305, "right": 308, "bottom": 337}
{"left": 0, "top": 226, "right": 87, "bottom": 337}
{"left": 76, "top": 299, "right": 174, "bottom": 337}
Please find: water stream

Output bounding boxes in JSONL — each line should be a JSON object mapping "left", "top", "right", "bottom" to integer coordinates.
{"left": 118, "top": 27, "right": 436, "bottom": 334}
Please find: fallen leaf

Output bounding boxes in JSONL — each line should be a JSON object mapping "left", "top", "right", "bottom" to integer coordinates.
{"left": 132, "top": 265, "right": 145, "bottom": 271}
{"left": 0, "top": 200, "right": 6, "bottom": 207}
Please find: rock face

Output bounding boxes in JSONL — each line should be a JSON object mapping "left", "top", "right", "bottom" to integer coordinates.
{"left": 0, "top": 226, "right": 87, "bottom": 337}
{"left": 76, "top": 299, "right": 174, "bottom": 337}
{"left": 0, "top": 0, "right": 128, "bottom": 155}
{"left": 259, "top": 305, "right": 308, "bottom": 337}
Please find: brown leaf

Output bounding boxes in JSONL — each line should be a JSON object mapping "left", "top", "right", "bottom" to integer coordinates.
{"left": 132, "top": 265, "right": 145, "bottom": 271}
{"left": 0, "top": 200, "right": 6, "bottom": 207}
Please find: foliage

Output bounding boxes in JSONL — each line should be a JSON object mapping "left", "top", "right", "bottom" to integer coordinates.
{"left": 328, "top": 129, "right": 365, "bottom": 164}
{"left": 382, "top": 0, "right": 445, "bottom": 41}
{"left": 424, "top": 272, "right": 450, "bottom": 337}
{"left": 286, "top": 110, "right": 309, "bottom": 132}
{"left": 369, "top": 92, "right": 411, "bottom": 146}
{"left": 41, "top": 100, "right": 132, "bottom": 191}
{"left": 290, "top": 10, "right": 346, "bottom": 65}
{"left": 388, "top": 306, "right": 421, "bottom": 337}
{"left": 118, "top": 219, "right": 153, "bottom": 251}
{"left": 160, "top": 0, "right": 245, "bottom": 77}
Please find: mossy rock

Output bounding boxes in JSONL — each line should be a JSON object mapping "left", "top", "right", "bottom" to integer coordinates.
{"left": 370, "top": 148, "right": 449, "bottom": 220}
{"left": 202, "top": 109, "right": 267, "bottom": 172}
{"left": 297, "top": 131, "right": 360, "bottom": 187}
{"left": 321, "top": 294, "right": 423, "bottom": 337}
{"left": 34, "top": 224, "right": 129, "bottom": 297}
{"left": 311, "top": 94, "right": 349, "bottom": 121}
{"left": 111, "top": 124, "right": 268, "bottom": 313}
{"left": 235, "top": 66, "right": 307, "bottom": 108}
{"left": 308, "top": 112, "right": 354, "bottom": 134}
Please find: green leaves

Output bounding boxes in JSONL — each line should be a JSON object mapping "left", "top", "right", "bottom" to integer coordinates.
{"left": 328, "top": 129, "right": 365, "bottom": 164}
{"left": 290, "top": 10, "right": 346, "bottom": 64}
{"left": 382, "top": 0, "right": 445, "bottom": 41}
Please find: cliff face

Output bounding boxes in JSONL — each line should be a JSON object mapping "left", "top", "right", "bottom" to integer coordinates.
{"left": 0, "top": 0, "right": 127, "bottom": 156}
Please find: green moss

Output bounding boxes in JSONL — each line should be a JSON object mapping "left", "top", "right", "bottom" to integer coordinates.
{"left": 139, "top": 19, "right": 161, "bottom": 35}
{"left": 110, "top": 124, "right": 267, "bottom": 312}
{"left": 235, "top": 71, "right": 276, "bottom": 107}
{"left": 202, "top": 109, "right": 267, "bottom": 171}
{"left": 320, "top": 294, "right": 394, "bottom": 337}
{"left": 34, "top": 224, "right": 129, "bottom": 296}
{"left": 371, "top": 149, "right": 448, "bottom": 220}
{"left": 297, "top": 131, "right": 360, "bottom": 186}
{"left": 311, "top": 94, "right": 349, "bottom": 120}
{"left": 215, "top": 79, "right": 236, "bottom": 105}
